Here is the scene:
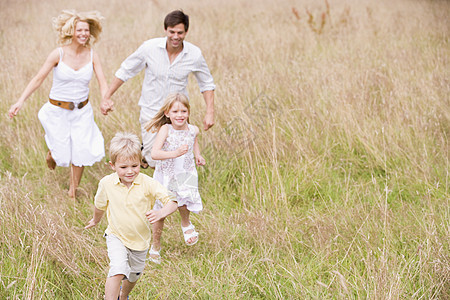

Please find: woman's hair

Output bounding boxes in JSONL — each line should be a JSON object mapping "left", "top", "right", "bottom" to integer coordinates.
{"left": 52, "top": 10, "right": 104, "bottom": 46}
{"left": 144, "top": 93, "right": 190, "bottom": 133}
{"left": 109, "top": 132, "right": 142, "bottom": 164}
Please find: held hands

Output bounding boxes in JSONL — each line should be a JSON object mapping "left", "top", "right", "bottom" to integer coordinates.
{"left": 100, "top": 98, "right": 114, "bottom": 115}
{"left": 175, "top": 144, "right": 189, "bottom": 157}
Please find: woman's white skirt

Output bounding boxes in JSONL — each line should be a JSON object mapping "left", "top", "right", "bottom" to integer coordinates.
{"left": 38, "top": 101, "right": 104, "bottom": 167}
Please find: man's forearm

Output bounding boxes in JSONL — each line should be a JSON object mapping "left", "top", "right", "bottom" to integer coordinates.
{"left": 104, "top": 77, "right": 125, "bottom": 100}
{"left": 202, "top": 90, "right": 215, "bottom": 130}
{"left": 203, "top": 90, "right": 215, "bottom": 115}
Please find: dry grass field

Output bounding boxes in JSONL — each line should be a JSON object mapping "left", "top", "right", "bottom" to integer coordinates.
{"left": 0, "top": 0, "right": 448, "bottom": 299}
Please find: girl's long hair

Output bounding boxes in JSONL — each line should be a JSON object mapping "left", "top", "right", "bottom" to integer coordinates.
{"left": 144, "top": 93, "right": 190, "bottom": 133}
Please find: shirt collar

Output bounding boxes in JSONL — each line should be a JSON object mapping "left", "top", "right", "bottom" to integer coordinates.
{"left": 159, "top": 37, "right": 186, "bottom": 55}
{"left": 112, "top": 172, "right": 142, "bottom": 186}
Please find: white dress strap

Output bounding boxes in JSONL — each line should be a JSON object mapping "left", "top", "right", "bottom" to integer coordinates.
{"left": 58, "top": 47, "right": 63, "bottom": 62}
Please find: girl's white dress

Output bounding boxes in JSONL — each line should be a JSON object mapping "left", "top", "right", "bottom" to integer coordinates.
{"left": 153, "top": 124, "right": 203, "bottom": 213}
{"left": 37, "top": 47, "right": 104, "bottom": 167}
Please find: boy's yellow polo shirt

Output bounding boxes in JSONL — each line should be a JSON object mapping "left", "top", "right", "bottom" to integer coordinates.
{"left": 95, "top": 172, "right": 175, "bottom": 251}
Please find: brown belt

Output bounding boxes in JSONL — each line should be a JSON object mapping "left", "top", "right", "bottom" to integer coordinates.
{"left": 49, "top": 98, "right": 89, "bottom": 110}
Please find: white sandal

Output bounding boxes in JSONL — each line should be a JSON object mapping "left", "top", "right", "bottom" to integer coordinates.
{"left": 147, "top": 245, "right": 161, "bottom": 264}
{"left": 181, "top": 222, "right": 199, "bottom": 246}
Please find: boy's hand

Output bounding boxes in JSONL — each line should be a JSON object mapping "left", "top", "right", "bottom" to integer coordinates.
{"left": 85, "top": 218, "right": 98, "bottom": 229}
{"left": 146, "top": 210, "right": 164, "bottom": 224}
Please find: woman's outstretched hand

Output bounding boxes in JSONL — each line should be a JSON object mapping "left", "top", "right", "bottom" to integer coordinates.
{"left": 8, "top": 102, "right": 24, "bottom": 118}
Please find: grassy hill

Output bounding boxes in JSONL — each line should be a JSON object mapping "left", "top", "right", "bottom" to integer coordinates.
{"left": 0, "top": 0, "right": 448, "bottom": 298}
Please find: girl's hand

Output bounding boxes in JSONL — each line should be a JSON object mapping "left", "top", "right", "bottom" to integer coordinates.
{"left": 196, "top": 155, "right": 206, "bottom": 166}
{"left": 175, "top": 144, "right": 189, "bottom": 157}
{"left": 8, "top": 102, "right": 23, "bottom": 119}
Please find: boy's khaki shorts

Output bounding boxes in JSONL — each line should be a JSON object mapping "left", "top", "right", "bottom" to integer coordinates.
{"left": 105, "top": 233, "right": 147, "bottom": 283}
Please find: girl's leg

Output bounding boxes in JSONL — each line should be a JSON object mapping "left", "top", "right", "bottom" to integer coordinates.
{"left": 68, "top": 165, "right": 84, "bottom": 198}
{"left": 104, "top": 274, "right": 123, "bottom": 300}
{"left": 150, "top": 219, "right": 165, "bottom": 258}
{"left": 179, "top": 205, "right": 198, "bottom": 245}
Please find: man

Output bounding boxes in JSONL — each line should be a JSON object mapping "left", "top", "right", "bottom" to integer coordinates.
{"left": 101, "top": 10, "right": 215, "bottom": 168}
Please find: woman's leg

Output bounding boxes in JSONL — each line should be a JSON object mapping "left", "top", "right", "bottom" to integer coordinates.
{"left": 46, "top": 150, "right": 56, "bottom": 170}
{"left": 68, "top": 165, "right": 84, "bottom": 198}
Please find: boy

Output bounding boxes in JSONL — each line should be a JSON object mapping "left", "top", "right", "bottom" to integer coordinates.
{"left": 85, "top": 132, "right": 177, "bottom": 300}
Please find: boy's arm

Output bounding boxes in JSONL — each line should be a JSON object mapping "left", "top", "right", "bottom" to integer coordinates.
{"left": 146, "top": 201, "right": 178, "bottom": 224}
{"left": 85, "top": 208, "right": 105, "bottom": 229}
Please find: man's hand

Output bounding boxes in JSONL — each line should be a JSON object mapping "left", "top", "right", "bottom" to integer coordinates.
{"left": 203, "top": 112, "right": 214, "bottom": 131}
{"left": 100, "top": 99, "right": 114, "bottom": 115}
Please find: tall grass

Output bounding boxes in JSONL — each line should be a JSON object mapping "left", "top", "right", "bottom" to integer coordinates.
{"left": 0, "top": 0, "right": 448, "bottom": 298}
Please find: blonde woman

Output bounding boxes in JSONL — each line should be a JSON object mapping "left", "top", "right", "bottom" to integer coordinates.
{"left": 8, "top": 10, "right": 108, "bottom": 198}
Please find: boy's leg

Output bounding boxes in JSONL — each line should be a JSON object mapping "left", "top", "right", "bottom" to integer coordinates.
{"left": 121, "top": 247, "right": 147, "bottom": 297}
{"left": 120, "top": 279, "right": 137, "bottom": 299}
{"left": 105, "top": 274, "right": 123, "bottom": 300}
{"left": 105, "top": 234, "right": 130, "bottom": 299}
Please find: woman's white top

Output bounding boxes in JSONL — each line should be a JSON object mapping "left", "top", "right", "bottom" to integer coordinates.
{"left": 49, "top": 47, "right": 93, "bottom": 104}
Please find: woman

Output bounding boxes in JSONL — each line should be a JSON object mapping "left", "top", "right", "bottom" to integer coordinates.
{"left": 8, "top": 10, "right": 108, "bottom": 198}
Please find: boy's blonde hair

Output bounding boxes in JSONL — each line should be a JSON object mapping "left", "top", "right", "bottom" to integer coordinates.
{"left": 144, "top": 93, "right": 190, "bottom": 133}
{"left": 109, "top": 132, "right": 142, "bottom": 164}
{"left": 52, "top": 10, "right": 104, "bottom": 46}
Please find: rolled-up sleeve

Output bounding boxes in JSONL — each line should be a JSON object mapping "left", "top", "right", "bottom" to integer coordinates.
{"left": 193, "top": 52, "right": 215, "bottom": 93}
{"left": 115, "top": 43, "right": 147, "bottom": 82}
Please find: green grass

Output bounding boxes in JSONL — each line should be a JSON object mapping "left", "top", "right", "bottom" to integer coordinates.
{"left": 1, "top": 0, "right": 449, "bottom": 298}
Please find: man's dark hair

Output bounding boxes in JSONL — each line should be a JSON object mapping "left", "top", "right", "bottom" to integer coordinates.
{"left": 164, "top": 10, "right": 189, "bottom": 32}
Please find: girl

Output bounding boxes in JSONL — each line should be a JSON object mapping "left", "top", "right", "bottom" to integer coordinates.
{"left": 144, "top": 93, "right": 205, "bottom": 264}
{"left": 8, "top": 10, "right": 107, "bottom": 198}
